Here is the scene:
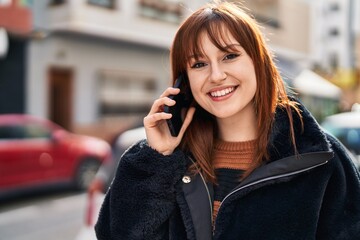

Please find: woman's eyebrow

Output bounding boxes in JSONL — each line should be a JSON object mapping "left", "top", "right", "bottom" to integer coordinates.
{"left": 222, "top": 43, "right": 242, "bottom": 50}
{"left": 186, "top": 44, "right": 242, "bottom": 60}
{"left": 187, "top": 53, "right": 205, "bottom": 60}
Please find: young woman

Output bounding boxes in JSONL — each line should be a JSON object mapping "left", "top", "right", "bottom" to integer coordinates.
{"left": 95, "top": 2, "right": 360, "bottom": 239}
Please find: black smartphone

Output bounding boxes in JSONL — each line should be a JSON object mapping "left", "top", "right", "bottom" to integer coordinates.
{"left": 164, "top": 73, "right": 193, "bottom": 137}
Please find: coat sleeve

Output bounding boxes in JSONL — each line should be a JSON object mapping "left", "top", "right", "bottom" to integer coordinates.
{"left": 317, "top": 134, "right": 360, "bottom": 239}
{"left": 94, "top": 140, "right": 187, "bottom": 240}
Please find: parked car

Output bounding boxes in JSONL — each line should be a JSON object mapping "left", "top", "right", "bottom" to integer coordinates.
{"left": 321, "top": 106, "right": 360, "bottom": 170}
{"left": 0, "top": 114, "right": 111, "bottom": 194}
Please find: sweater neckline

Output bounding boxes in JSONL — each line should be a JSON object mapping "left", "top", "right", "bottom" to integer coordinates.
{"left": 214, "top": 139, "right": 257, "bottom": 152}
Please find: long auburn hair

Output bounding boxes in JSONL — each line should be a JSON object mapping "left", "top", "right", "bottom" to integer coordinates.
{"left": 170, "top": 1, "right": 301, "bottom": 182}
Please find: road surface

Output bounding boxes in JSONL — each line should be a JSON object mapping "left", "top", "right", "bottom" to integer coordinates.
{"left": 0, "top": 190, "right": 89, "bottom": 240}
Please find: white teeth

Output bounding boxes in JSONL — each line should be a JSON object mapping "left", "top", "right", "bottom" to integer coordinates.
{"left": 210, "top": 87, "right": 235, "bottom": 97}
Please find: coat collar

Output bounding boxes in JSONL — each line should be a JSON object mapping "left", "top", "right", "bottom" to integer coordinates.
{"left": 231, "top": 151, "right": 333, "bottom": 193}
{"left": 268, "top": 100, "right": 331, "bottom": 161}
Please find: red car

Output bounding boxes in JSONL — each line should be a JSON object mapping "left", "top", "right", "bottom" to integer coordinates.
{"left": 0, "top": 114, "right": 111, "bottom": 193}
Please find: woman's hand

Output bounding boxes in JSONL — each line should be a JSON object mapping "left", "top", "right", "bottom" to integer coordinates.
{"left": 143, "top": 87, "right": 196, "bottom": 155}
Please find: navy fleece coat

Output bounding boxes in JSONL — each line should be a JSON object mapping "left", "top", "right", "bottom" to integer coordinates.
{"left": 95, "top": 103, "right": 360, "bottom": 240}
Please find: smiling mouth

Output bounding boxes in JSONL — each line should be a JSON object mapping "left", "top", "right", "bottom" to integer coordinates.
{"left": 209, "top": 87, "right": 236, "bottom": 98}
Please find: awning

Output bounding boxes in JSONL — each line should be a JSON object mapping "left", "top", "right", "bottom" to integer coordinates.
{"left": 293, "top": 69, "right": 342, "bottom": 99}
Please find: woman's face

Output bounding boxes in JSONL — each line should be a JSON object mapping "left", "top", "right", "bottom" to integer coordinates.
{"left": 186, "top": 31, "right": 257, "bottom": 125}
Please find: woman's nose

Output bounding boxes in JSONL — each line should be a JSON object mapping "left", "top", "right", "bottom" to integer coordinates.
{"left": 210, "top": 64, "right": 227, "bottom": 83}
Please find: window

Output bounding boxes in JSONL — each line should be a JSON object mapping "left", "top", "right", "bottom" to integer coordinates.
{"left": 98, "top": 70, "right": 157, "bottom": 115}
{"left": 346, "top": 129, "right": 360, "bottom": 154}
{"left": 24, "top": 124, "right": 52, "bottom": 139}
{"left": 0, "top": 124, "right": 51, "bottom": 140}
{"left": 0, "top": 126, "right": 26, "bottom": 140}
{"left": 138, "top": 0, "right": 183, "bottom": 24}
{"left": 325, "top": 126, "right": 360, "bottom": 155}
{"left": 49, "top": 0, "right": 66, "bottom": 6}
{"left": 88, "top": 0, "right": 115, "bottom": 9}
{"left": 329, "top": 53, "right": 339, "bottom": 70}
{"left": 241, "top": 0, "right": 280, "bottom": 28}
{"left": 329, "top": 3, "right": 340, "bottom": 11}
{"left": 329, "top": 28, "right": 339, "bottom": 36}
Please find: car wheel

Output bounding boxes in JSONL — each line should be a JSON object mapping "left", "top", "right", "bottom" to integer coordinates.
{"left": 74, "top": 158, "right": 101, "bottom": 191}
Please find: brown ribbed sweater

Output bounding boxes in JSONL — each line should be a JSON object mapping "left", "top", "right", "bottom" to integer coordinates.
{"left": 212, "top": 139, "right": 256, "bottom": 222}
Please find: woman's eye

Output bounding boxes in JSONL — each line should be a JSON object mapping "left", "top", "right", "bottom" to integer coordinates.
{"left": 190, "top": 62, "right": 207, "bottom": 69}
{"left": 224, "top": 53, "right": 239, "bottom": 60}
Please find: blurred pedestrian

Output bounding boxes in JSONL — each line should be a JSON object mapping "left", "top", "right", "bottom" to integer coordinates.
{"left": 95, "top": 1, "right": 360, "bottom": 239}
{"left": 88, "top": 124, "right": 145, "bottom": 195}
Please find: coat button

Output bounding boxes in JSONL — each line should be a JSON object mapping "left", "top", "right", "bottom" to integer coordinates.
{"left": 182, "top": 175, "right": 191, "bottom": 183}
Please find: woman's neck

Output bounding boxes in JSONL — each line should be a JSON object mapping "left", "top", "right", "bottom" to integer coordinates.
{"left": 216, "top": 108, "right": 257, "bottom": 142}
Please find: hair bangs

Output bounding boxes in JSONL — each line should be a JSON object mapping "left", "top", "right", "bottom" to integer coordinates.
{"left": 182, "top": 8, "right": 239, "bottom": 64}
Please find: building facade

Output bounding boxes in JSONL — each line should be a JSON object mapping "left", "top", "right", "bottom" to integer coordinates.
{"left": 25, "top": 0, "right": 360, "bottom": 140}
{"left": 242, "top": 0, "right": 360, "bottom": 115}
{"left": 28, "top": 0, "right": 207, "bottom": 140}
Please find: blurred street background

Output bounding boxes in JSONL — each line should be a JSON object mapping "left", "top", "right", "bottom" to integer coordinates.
{"left": 1, "top": 0, "right": 360, "bottom": 239}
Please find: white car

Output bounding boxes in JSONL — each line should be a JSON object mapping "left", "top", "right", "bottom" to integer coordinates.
{"left": 321, "top": 106, "right": 360, "bottom": 170}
